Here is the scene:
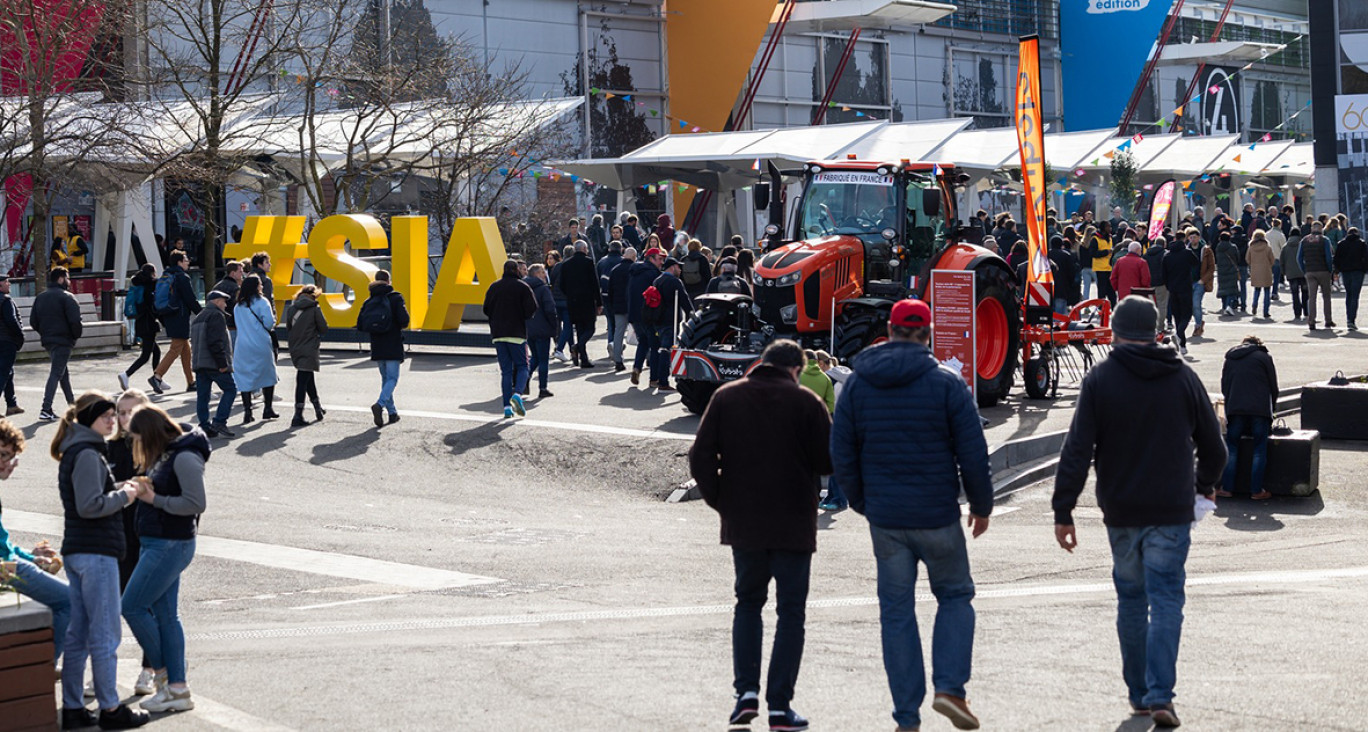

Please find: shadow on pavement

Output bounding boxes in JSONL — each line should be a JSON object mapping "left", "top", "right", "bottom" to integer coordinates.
{"left": 597, "top": 389, "right": 670, "bottom": 409}
{"left": 443, "top": 423, "right": 513, "bottom": 457}
{"left": 1214, "top": 491, "right": 1325, "bottom": 532}
{"left": 652, "top": 413, "right": 699, "bottom": 435}
{"left": 235, "top": 426, "right": 298, "bottom": 457}
{"left": 456, "top": 395, "right": 507, "bottom": 413}
{"left": 309, "top": 428, "right": 381, "bottom": 465}
{"left": 1112, "top": 714, "right": 1154, "bottom": 731}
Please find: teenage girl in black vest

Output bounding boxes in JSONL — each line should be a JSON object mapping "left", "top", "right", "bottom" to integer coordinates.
{"left": 109, "top": 389, "right": 157, "bottom": 696}
{"left": 53, "top": 392, "right": 148, "bottom": 730}
{"left": 121, "top": 405, "right": 209, "bottom": 715}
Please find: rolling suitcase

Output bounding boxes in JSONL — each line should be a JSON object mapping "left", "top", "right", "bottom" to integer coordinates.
{"left": 1301, "top": 372, "right": 1368, "bottom": 441}
{"left": 1232, "top": 421, "right": 1319, "bottom": 497}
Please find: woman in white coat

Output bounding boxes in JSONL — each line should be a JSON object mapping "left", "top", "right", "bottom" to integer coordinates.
{"left": 232, "top": 275, "right": 279, "bottom": 423}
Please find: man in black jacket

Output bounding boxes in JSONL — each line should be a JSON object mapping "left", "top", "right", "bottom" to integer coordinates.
{"left": 190, "top": 291, "right": 237, "bottom": 437}
{"left": 1144, "top": 237, "right": 1169, "bottom": 331}
{"left": 30, "top": 267, "right": 83, "bottom": 420}
{"left": 149, "top": 250, "right": 202, "bottom": 394}
{"left": 1219, "top": 335, "right": 1278, "bottom": 499}
{"left": 606, "top": 248, "right": 636, "bottom": 372}
{"left": 689, "top": 340, "right": 832, "bottom": 732}
{"left": 650, "top": 258, "right": 693, "bottom": 392}
{"left": 482, "top": 260, "right": 536, "bottom": 418}
{"left": 0, "top": 275, "right": 24, "bottom": 415}
{"left": 596, "top": 241, "right": 624, "bottom": 359}
{"left": 1047, "top": 236, "right": 1080, "bottom": 313}
{"left": 1052, "top": 296, "right": 1226, "bottom": 727}
{"left": 1162, "top": 234, "right": 1200, "bottom": 354}
{"left": 364, "top": 270, "right": 410, "bottom": 427}
{"left": 1333, "top": 227, "right": 1367, "bottom": 330}
{"left": 560, "top": 241, "right": 603, "bottom": 368}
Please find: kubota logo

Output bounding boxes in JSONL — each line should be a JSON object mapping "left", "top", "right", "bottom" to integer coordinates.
{"left": 1087, "top": 0, "right": 1150, "bottom": 13}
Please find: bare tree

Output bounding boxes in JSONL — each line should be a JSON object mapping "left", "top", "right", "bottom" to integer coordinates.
{"left": 0, "top": 0, "right": 131, "bottom": 287}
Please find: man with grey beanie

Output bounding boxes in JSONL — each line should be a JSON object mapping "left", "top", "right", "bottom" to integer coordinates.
{"left": 1051, "top": 295, "right": 1226, "bottom": 727}
{"left": 191, "top": 290, "right": 237, "bottom": 437}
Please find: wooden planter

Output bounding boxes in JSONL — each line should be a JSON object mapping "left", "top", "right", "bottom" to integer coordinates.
{"left": 0, "top": 600, "right": 56, "bottom": 732}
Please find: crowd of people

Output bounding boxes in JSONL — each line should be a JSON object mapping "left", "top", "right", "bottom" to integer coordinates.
{"left": 971, "top": 204, "right": 1366, "bottom": 350}
{"left": 483, "top": 215, "right": 758, "bottom": 418}
{"left": 686, "top": 292, "right": 1274, "bottom": 731}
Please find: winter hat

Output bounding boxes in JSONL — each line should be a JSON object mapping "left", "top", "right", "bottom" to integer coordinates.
{"left": 206, "top": 290, "right": 232, "bottom": 303}
{"left": 1112, "top": 296, "right": 1158, "bottom": 342}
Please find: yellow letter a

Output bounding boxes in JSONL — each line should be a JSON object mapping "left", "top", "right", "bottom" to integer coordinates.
{"left": 422, "top": 218, "right": 507, "bottom": 330}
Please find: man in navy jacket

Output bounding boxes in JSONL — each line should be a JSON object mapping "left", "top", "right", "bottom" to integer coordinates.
{"left": 830, "top": 298, "right": 991, "bottom": 732}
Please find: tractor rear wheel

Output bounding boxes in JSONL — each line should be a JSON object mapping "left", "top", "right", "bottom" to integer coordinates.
{"left": 833, "top": 303, "right": 892, "bottom": 363}
{"left": 676, "top": 302, "right": 736, "bottom": 415}
{"left": 677, "top": 380, "right": 719, "bottom": 415}
{"left": 972, "top": 264, "right": 1020, "bottom": 407}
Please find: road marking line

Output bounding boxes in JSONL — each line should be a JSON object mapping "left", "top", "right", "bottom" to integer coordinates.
{"left": 183, "top": 565, "right": 1368, "bottom": 642}
{"left": 10, "top": 386, "right": 697, "bottom": 441}
{"left": 115, "top": 659, "right": 299, "bottom": 732}
{"left": 5, "top": 510, "right": 502, "bottom": 590}
{"left": 291, "top": 594, "right": 409, "bottom": 611}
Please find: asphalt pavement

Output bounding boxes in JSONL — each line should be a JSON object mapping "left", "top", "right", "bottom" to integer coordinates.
{"left": 2, "top": 287, "right": 1366, "bottom": 730}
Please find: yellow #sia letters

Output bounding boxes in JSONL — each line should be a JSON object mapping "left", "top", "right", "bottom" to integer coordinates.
{"left": 224, "top": 214, "right": 508, "bottom": 330}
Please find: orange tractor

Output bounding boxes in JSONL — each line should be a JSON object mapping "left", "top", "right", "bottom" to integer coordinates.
{"left": 671, "top": 159, "right": 1023, "bottom": 414}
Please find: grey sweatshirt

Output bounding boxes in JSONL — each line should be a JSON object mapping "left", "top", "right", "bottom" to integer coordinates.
{"left": 62, "top": 425, "right": 128, "bottom": 519}
{"left": 151, "top": 452, "right": 207, "bottom": 516}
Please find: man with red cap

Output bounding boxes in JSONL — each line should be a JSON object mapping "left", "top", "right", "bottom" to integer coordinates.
{"left": 830, "top": 298, "right": 992, "bottom": 732}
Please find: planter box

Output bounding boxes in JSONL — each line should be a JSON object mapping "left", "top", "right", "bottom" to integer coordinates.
{"left": 1301, "top": 379, "right": 1368, "bottom": 441}
{"left": 0, "top": 601, "right": 55, "bottom": 732}
{"left": 1232, "top": 428, "right": 1320, "bottom": 497}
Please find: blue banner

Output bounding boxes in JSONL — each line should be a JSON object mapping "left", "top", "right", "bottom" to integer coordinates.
{"left": 1060, "top": 0, "right": 1177, "bottom": 131}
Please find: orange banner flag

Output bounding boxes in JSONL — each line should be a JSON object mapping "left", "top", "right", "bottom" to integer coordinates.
{"left": 1014, "top": 35, "right": 1052, "bottom": 292}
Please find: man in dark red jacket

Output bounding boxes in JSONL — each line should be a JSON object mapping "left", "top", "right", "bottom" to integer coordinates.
{"left": 689, "top": 340, "right": 832, "bottom": 732}
{"left": 1110, "top": 241, "right": 1151, "bottom": 300}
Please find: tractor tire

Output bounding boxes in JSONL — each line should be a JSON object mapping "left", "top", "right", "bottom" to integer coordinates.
{"left": 677, "top": 380, "right": 719, "bottom": 415}
{"left": 678, "top": 303, "right": 734, "bottom": 349}
{"left": 1023, "top": 353, "right": 1052, "bottom": 400}
{"left": 972, "top": 263, "right": 1020, "bottom": 408}
{"left": 676, "top": 302, "right": 735, "bottom": 415}
{"left": 833, "top": 303, "right": 892, "bottom": 363}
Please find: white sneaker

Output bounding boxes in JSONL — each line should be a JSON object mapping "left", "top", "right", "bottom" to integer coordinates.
{"left": 552, "top": 350, "right": 567, "bottom": 363}
{"left": 134, "top": 668, "right": 156, "bottom": 695}
{"left": 84, "top": 681, "right": 95, "bottom": 699}
{"left": 141, "top": 686, "right": 194, "bottom": 713}
{"left": 1180, "top": 346, "right": 1188, "bottom": 356}
{"left": 118, "top": 372, "right": 130, "bottom": 391}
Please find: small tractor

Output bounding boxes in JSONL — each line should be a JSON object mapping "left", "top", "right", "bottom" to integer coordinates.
{"left": 671, "top": 159, "right": 1022, "bottom": 414}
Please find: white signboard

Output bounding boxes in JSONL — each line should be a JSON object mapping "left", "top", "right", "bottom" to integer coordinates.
{"left": 813, "top": 172, "right": 893, "bottom": 186}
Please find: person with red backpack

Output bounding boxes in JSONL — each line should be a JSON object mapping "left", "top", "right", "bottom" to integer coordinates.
{"left": 648, "top": 258, "right": 694, "bottom": 393}
{"left": 626, "top": 248, "right": 665, "bottom": 386}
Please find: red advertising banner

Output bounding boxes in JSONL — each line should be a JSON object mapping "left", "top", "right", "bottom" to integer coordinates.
{"left": 1146, "top": 179, "right": 1176, "bottom": 240}
{"left": 930, "top": 269, "right": 977, "bottom": 400}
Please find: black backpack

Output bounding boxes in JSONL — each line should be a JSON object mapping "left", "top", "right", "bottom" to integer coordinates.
{"left": 681, "top": 256, "right": 707, "bottom": 286}
{"left": 357, "top": 293, "right": 393, "bottom": 333}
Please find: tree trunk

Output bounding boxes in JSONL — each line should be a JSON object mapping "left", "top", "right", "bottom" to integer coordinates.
{"left": 201, "top": 184, "right": 221, "bottom": 284}
{"left": 30, "top": 174, "right": 50, "bottom": 294}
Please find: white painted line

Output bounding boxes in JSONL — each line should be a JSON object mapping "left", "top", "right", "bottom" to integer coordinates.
{"left": 115, "top": 659, "right": 299, "bottom": 732}
{"left": 291, "top": 594, "right": 409, "bottom": 611}
{"left": 5, "top": 510, "right": 502, "bottom": 591}
{"left": 185, "top": 565, "right": 1368, "bottom": 642}
{"left": 322, "top": 403, "right": 697, "bottom": 441}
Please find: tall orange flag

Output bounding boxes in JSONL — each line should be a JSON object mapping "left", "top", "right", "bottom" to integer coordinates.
{"left": 1014, "top": 35, "right": 1053, "bottom": 302}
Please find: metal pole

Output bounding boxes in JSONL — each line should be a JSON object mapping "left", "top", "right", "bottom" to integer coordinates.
{"left": 1118, "top": 0, "right": 1187, "bottom": 134}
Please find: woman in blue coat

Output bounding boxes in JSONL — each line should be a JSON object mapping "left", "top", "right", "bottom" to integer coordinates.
{"left": 232, "top": 275, "right": 279, "bottom": 423}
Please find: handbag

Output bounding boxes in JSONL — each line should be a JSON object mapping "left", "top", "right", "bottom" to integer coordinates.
{"left": 625, "top": 324, "right": 639, "bottom": 347}
{"left": 1328, "top": 370, "right": 1350, "bottom": 386}
{"left": 1271, "top": 418, "right": 1293, "bottom": 437}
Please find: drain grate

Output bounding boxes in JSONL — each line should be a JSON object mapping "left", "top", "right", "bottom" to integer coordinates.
{"left": 323, "top": 523, "right": 399, "bottom": 533}
{"left": 463, "top": 527, "right": 582, "bottom": 545}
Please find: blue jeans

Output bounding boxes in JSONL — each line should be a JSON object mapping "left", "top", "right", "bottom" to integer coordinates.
{"left": 122, "top": 537, "right": 196, "bottom": 685}
{"left": 823, "top": 474, "right": 848, "bottom": 508}
{"left": 0, "top": 341, "right": 17, "bottom": 407}
{"left": 14, "top": 557, "right": 70, "bottom": 662}
{"left": 62, "top": 553, "right": 122, "bottom": 710}
{"left": 1107, "top": 524, "right": 1191, "bottom": 709}
{"left": 1223, "top": 415, "right": 1271, "bottom": 495}
{"left": 870, "top": 523, "right": 976, "bottom": 729}
{"left": 43, "top": 344, "right": 74, "bottom": 412}
{"left": 1081, "top": 269, "right": 1095, "bottom": 300}
{"left": 493, "top": 341, "right": 529, "bottom": 408}
{"left": 375, "top": 360, "right": 400, "bottom": 414}
{"left": 1192, "top": 282, "right": 1206, "bottom": 325}
{"left": 555, "top": 302, "right": 573, "bottom": 353}
{"left": 1250, "top": 287, "right": 1271, "bottom": 317}
{"left": 1238, "top": 266, "right": 1249, "bottom": 309}
{"left": 1287, "top": 277, "right": 1306, "bottom": 320}
{"left": 731, "top": 547, "right": 811, "bottom": 710}
{"left": 1272, "top": 261, "right": 1282, "bottom": 293}
{"left": 196, "top": 368, "right": 237, "bottom": 426}
{"left": 602, "top": 303, "right": 616, "bottom": 355}
{"left": 652, "top": 323, "right": 674, "bottom": 387}
{"left": 632, "top": 319, "right": 656, "bottom": 374}
{"left": 1053, "top": 297, "right": 1069, "bottom": 315}
{"left": 527, "top": 337, "right": 551, "bottom": 390}
{"left": 1343, "top": 270, "right": 1365, "bottom": 324}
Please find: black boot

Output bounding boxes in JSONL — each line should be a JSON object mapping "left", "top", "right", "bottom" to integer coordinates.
{"left": 241, "top": 393, "right": 255, "bottom": 425}
{"left": 312, "top": 400, "right": 325, "bottom": 421}
{"left": 291, "top": 404, "right": 308, "bottom": 427}
{"left": 579, "top": 345, "right": 594, "bottom": 369}
{"left": 261, "top": 386, "right": 280, "bottom": 419}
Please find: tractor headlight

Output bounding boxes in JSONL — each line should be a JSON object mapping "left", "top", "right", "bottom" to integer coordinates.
{"left": 881, "top": 227, "right": 897, "bottom": 241}
{"left": 752, "top": 271, "right": 765, "bottom": 286}
{"left": 779, "top": 304, "right": 798, "bottom": 324}
{"left": 764, "top": 223, "right": 780, "bottom": 236}
{"left": 775, "top": 271, "right": 802, "bottom": 287}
